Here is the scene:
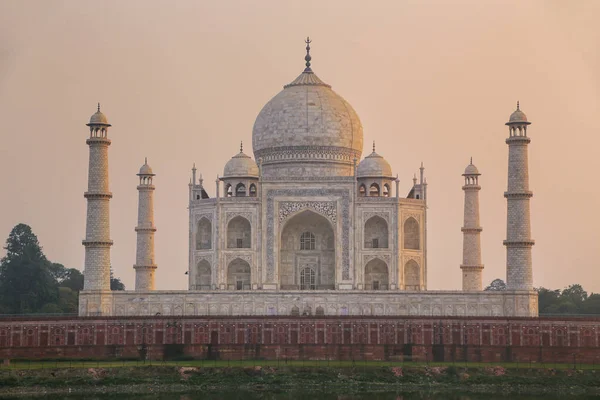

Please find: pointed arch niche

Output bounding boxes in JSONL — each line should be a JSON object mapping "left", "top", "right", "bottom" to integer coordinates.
{"left": 403, "top": 217, "right": 420, "bottom": 250}
{"left": 227, "top": 216, "right": 251, "bottom": 248}
{"left": 364, "top": 215, "right": 388, "bottom": 248}
{"left": 227, "top": 258, "right": 251, "bottom": 290}
{"left": 364, "top": 258, "right": 389, "bottom": 290}
{"left": 280, "top": 210, "right": 335, "bottom": 290}
{"left": 196, "top": 217, "right": 212, "bottom": 250}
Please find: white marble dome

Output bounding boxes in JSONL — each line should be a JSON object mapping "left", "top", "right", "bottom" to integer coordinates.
{"left": 252, "top": 68, "right": 363, "bottom": 177}
{"left": 507, "top": 102, "right": 529, "bottom": 124}
{"left": 138, "top": 159, "right": 154, "bottom": 176}
{"left": 463, "top": 162, "right": 480, "bottom": 175}
{"left": 357, "top": 149, "right": 393, "bottom": 178}
{"left": 223, "top": 150, "right": 259, "bottom": 178}
{"left": 88, "top": 105, "right": 110, "bottom": 126}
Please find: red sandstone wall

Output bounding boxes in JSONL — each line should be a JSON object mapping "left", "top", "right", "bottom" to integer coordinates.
{"left": 0, "top": 316, "right": 599, "bottom": 363}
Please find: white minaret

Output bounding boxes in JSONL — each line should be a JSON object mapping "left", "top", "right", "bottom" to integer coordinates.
{"left": 504, "top": 102, "right": 534, "bottom": 290}
{"left": 460, "top": 158, "right": 483, "bottom": 291}
{"left": 83, "top": 104, "right": 113, "bottom": 292}
{"left": 134, "top": 158, "right": 157, "bottom": 291}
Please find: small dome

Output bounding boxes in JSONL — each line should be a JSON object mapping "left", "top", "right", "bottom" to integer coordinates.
{"left": 223, "top": 150, "right": 259, "bottom": 178}
{"left": 506, "top": 102, "right": 529, "bottom": 125}
{"left": 357, "top": 147, "right": 393, "bottom": 178}
{"left": 87, "top": 104, "right": 111, "bottom": 126}
{"left": 463, "top": 163, "right": 479, "bottom": 175}
{"left": 138, "top": 158, "right": 154, "bottom": 176}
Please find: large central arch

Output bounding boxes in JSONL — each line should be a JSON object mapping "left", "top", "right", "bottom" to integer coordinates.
{"left": 280, "top": 210, "right": 335, "bottom": 290}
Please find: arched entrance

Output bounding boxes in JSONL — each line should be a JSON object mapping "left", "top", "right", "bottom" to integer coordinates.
{"left": 280, "top": 210, "right": 335, "bottom": 290}
{"left": 364, "top": 258, "right": 389, "bottom": 290}
{"left": 227, "top": 258, "right": 251, "bottom": 290}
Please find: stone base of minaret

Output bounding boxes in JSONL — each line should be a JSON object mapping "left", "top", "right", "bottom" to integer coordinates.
{"left": 460, "top": 265, "right": 483, "bottom": 291}
{"left": 134, "top": 265, "right": 157, "bottom": 291}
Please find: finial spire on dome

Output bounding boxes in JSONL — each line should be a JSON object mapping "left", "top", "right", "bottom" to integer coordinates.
{"left": 470, "top": 157, "right": 473, "bottom": 165}
{"left": 304, "top": 37, "right": 312, "bottom": 72}
{"left": 144, "top": 157, "right": 148, "bottom": 165}
{"left": 240, "top": 141, "right": 243, "bottom": 153}
{"left": 373, "top": 141, "right": 376, "bottom": 153}
{"left": 97, "top": 103, "right": 100, "bottom": 112}
{"left": 517, "top": 101, "right": 520, "bottom": 110}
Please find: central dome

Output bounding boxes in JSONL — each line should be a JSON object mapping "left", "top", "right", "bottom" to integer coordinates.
{"left": 252, "top": 45, "right": 363, "bottom": 178}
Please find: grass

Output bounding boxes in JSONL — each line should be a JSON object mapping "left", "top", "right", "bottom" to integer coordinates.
{"left": 0, "top": 359, "right": 596, "bottom": 371}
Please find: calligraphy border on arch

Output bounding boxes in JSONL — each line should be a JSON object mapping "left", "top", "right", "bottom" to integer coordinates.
{"left": 279, "top": 201, "right": 337, "bottom": 224}
{"left": 266, "top": 189, "right": 350, "bottom": 281}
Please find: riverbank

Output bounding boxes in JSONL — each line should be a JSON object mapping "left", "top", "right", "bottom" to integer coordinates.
{"left": 1, "top": 365, "right": 599, "bottom": 397}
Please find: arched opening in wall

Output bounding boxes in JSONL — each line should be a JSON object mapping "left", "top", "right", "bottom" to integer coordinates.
{"left": 300, "top": 267, "right": 316, "bottom": 290}
{"left": 226, "top": 184, "right": 233, "bottom": 197}
{"left": 235, "top": 183, "right": 246, "bottom": 197}
{"left": 249, "top": 184, "right": 257, "bottom": 197}
{"left": 359, "top": 184, "right": 366, "bottom": 197}
{"left": 227, "top": 258, "right": 251, "bottom": 290}
{"left": 383, "top": 184, "right": 390, "bottom": 197}
{"left": 316, "top": 306, "right": 325, "bottom": 315}
{"left": 364, "top": 216, "right": 388, "bottom": 248}
{"left": 364, "top": 258, "right": 389, "bottom": 290}
{"left": 280, "top": 210, "right": 335, "bottom": 290}
{"left": 404, "top": 260, "right": 420, "bottom": 290}
{"left": 403, "top": 217, "right": 420, "bottom": 250}
{"left": 195, "top": 260, "right": 211, "bottom": 290}
{"left": 196, "top": 218, "right": 212, "bottom": 250}
{"left": 369, "top": 183, "right": 380, "bottom": 197}
{"left": 227, "top": 216, "right": 251, "bottom": 248}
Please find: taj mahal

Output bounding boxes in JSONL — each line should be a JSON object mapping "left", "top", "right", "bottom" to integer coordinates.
{"left": 78, "top": 39, "right": 537, "bottom": 318}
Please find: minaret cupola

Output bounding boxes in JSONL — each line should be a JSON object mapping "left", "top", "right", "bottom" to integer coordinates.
{"left": 356, "top": 141, "right": 394, "bottom": 197}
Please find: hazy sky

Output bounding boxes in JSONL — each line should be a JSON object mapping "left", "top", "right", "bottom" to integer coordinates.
{"left": 1, "top": 1, "right": 599, "bottom": 292}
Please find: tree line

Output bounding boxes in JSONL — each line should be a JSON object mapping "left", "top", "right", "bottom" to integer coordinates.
{"left": 486, "top": 278, "right": 600, "bottom": 315}
{"left": 0, "top": 224, "right": 124, "bottom": 314}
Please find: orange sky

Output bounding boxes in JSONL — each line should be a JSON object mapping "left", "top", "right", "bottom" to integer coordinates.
{"left": 0, "top": 0, "right": 599, "bottom": 292}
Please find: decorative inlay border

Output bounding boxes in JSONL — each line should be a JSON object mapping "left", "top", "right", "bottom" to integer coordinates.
{"left": 403, "top": 213, "right": 421, "bottom": 223}
{"left": 226, "top": 212, "right": 253, "bottom": 224}
{"left": 194, "top": 213, "right": 213, "bottom": 224}
{"left": 403, "top": 254, "right": 421, "bottom": 265}
{"left": 224, "top": 252, "right": 253, "bottom": 266}
{"left": 195, "top": 253, "right": 213, "bottom": 265}
{"left": 279, "top": 201, "right": 336, "bottom": 224}
{"left": 363, "top": 254, "right": 391, "bottom": 266}
{"left": 363, "top": 210, "right": 390, "bottom": 224}
{"left": 266, "top": 189, "right": 350, "bottom": 281}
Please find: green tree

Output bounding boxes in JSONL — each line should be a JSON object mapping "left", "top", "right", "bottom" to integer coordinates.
{"left": 110, "top": 269, "right": 125, "bottom": 291}
{"left": 0, "top": 224, "right": 57, "bottom": 313}
{"left": 537, "top": 287, "right": 561, "bottom": 314}
{"left": 561, "top": 284, "right": 588, "bottom": 308}
{"left": 484, "top": 278, "right": 506, "bottom": 291}
{"left": 582, "top": 293, "right": 600, "bottom": 314}
{"left": 60, "top": 268, "right": 84, "bottom": 292}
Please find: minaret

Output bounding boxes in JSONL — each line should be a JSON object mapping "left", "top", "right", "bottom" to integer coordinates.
{"left": 504, "top": 102, "right": 534, "bottom": 290}
{"left": 460, "top": 158, "right": 483, "bottom": 291}
{"left": 134, "top": 158, "right": 157, "bottom": 291}
{"left": 83, "top": 104, "right": 113, "bottom": 292}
